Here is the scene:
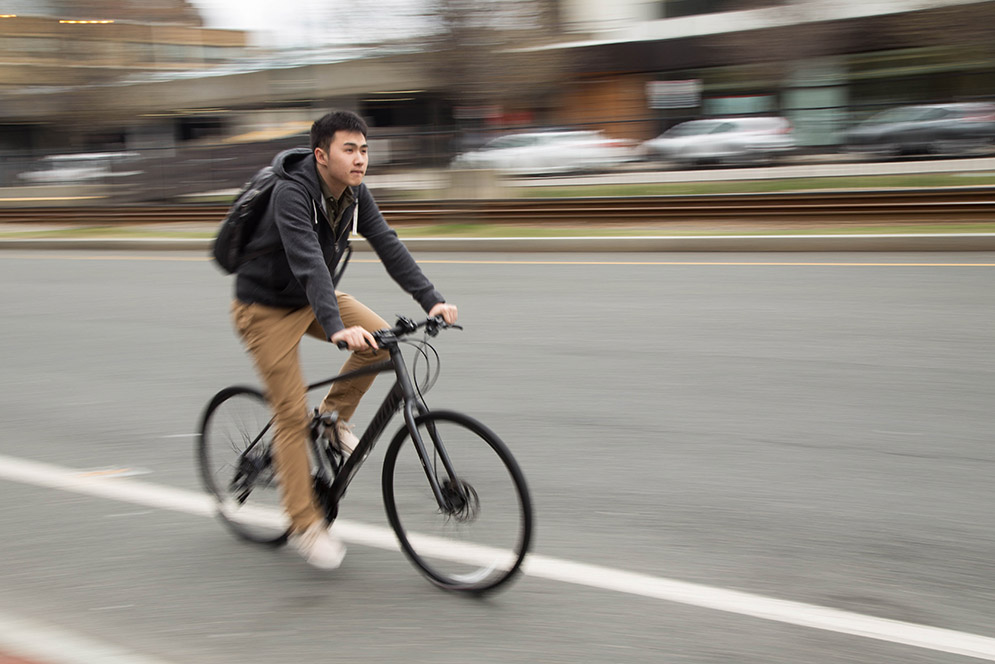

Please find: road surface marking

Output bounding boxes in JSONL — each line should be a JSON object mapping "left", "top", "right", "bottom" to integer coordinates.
{"left": 75, "top": 467, "right": 151, "bottom": 478}
{"left": 416, "top": 259, "right": 995, "bottom": 267}
{"left": 1, "top": 453, "right": 995, "bottom": 661}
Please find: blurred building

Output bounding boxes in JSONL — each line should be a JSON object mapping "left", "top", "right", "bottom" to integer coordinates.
{"left": 0, "top": 0, "right": 993, "bottom": 182}
{"left": 0, "top": 0, "right": 248, "bottom": 152}
{"left": 551, "top": 0, "right": 995, "bottom": 146}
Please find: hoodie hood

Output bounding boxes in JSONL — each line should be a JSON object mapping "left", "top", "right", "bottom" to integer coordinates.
{"left": 235, "top": 144, "right": 444, "bottom": 337}
{"left": 271, "top": 147, "right": 322, "bottom": 200}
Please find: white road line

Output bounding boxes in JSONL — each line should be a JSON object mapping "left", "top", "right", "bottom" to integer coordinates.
{"left": 2, "top": 452, "right": 995, "bottom": 662}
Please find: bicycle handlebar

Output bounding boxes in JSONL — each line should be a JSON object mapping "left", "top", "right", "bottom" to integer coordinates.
{"left": 335, "top": 315, "right": 462, "bottom": 350}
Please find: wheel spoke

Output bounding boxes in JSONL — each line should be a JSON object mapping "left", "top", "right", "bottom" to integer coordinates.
{"left": 198, "top": 388, "right": 290, "bottom": 545}
{"left": 383, "top": 411, "right": 532, "bottom": 593}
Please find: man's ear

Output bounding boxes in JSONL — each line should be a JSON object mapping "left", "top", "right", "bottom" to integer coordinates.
{"left": 314, "top": 147, "right": 327, "bottom": 166}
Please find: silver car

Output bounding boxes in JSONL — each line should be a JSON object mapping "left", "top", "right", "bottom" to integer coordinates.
{"left": 451, "top": 130, "right": 636, "bottom": 175}
{"left": 842, "top": 103, "right": 995, "bottom": 156}
{"left": 638, "top": 117, "right": 796, "bottom": 167}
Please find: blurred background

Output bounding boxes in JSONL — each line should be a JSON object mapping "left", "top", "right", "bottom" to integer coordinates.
{"left": 1, "top": 0, "right": 994, "bottom": 203}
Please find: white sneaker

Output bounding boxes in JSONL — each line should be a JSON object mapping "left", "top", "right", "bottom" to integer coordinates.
{"left": 333, "top": 419, "right": 359, "bottom": 456}
{"left": 289, "top": 522, "right": 346, "bottom": 570}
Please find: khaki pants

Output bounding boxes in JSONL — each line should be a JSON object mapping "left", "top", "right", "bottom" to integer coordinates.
{"left": 232, "top": 293, "right": 388, "bottom": 533}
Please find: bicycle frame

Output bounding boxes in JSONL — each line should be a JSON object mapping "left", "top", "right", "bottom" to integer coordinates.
{"left": 305, "top": 338, "right": 456, "bottom": 516}
{"left": 201, "top": 314, "right": 531, "bottom": 592}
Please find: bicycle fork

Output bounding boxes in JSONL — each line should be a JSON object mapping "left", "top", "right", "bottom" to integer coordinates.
{"left": 391, "top": 345, "right": 467, "bottom": 514}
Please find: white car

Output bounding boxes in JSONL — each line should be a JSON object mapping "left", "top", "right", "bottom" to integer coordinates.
{"left": 18, "top": 152, "right": 142, "bottom": 184}
{"left": 451, "top": 130, "right": 636, "bottom": 175}
{"left": 639, "top": 117, "right": 796, "bottom": 167}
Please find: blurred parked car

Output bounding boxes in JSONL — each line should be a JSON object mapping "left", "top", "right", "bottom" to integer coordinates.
{"left": 842, "top": 103, "right": 995, "bottom": 156}
{"left": 450, "top": 130, "right": 636, "bottom": 175}
{"left": 17, "top": 151, "right": 142, "bottom": 184}
{"left": 638, "top": 117, "right": 796, "bottom": 167}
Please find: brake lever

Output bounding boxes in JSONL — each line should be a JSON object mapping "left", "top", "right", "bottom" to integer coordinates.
{"left": 425, "top": 317, "right": 463, "bottom": 336}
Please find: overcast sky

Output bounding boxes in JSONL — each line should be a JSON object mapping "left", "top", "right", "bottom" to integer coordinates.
{"left": 188, "top": 0, "right": 430, "bottom": 47}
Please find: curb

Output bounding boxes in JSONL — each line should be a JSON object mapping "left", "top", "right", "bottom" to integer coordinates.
{"left": 0, "top": 238, "right": 208, "bottom": 251}
{"left": 385, "top": 234, "right": 995, "bottom": 252}
{"left": 2, "top": 234, "right": 995, "bottom": 252}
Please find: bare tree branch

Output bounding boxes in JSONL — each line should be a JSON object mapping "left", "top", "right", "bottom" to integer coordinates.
{"left": 419, "top": 0, "right": 569, "bottom": 114}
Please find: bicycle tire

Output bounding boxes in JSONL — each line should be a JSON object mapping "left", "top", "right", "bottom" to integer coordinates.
{"left": 382, "top": 410, "right": 533, "bottom": 593}
{"left": 197, "top": 386, "right": 290, "bottom": 546}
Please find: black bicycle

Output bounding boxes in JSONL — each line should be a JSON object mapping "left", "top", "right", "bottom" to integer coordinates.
{"left": 197, "top": 315, "right": 533, "bottom": 593}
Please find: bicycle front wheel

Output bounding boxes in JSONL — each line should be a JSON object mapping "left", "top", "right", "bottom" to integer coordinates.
{"left": 197, "top": 386, "right": 290, "bottom": 545}
{"left": 382, "top": 410, "right": 533, "bottom": 593}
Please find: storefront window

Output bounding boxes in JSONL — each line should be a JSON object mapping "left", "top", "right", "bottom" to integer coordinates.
{"left": 703, "top": 95, "right": 773, "bottom": 115}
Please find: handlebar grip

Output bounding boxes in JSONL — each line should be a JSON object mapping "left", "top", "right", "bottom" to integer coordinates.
{"left": 336, "top": 339, "right": 379, "bottom": 350}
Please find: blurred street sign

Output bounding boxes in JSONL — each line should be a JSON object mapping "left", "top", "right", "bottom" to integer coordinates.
{"left": 647, "top": 79, "right": 702, "bottom": 109}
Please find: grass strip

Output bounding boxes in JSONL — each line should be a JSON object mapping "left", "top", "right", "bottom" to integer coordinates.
{"left": 523, "top": 172, "right": 995, "bottom": 198}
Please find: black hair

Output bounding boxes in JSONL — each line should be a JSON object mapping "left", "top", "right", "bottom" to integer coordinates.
{"left": 310, "top": 111, "right": 369, "bottom": 151}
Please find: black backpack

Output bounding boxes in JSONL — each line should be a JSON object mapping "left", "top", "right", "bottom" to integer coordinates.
{"left": 211, "top": 164, "right": 354, "bottom": 285}
{"left": 211, "top": 166, "right": 280, "bottom": 274}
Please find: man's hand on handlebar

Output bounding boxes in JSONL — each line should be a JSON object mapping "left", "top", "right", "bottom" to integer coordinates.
{"left": 429, "top": 302, "right": 458, "bottom": 325}
{"left": 331, "top": 326, "right": 378, "bottom": 351}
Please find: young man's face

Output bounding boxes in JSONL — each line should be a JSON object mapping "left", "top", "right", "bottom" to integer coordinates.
{"left": 315, "top": 129, "right": 368, "bottom": 197}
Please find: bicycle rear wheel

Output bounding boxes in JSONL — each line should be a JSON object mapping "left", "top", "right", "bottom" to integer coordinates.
{"left": 382, "top": 410, "right": 532, "bottom": 593}
{"left": 197, "top": 386, "right": 290, "bottom": 545}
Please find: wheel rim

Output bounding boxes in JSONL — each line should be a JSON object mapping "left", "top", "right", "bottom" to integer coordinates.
{"left": 385, "top": 413, "right": 531, "bottom": 592}
{"left": 200, "top": 389, "right": 289, "bottom": 544}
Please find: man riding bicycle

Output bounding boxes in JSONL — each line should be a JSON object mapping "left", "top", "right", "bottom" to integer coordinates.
{"left": 230, "top": 110, "right": 457, "bottom": 569}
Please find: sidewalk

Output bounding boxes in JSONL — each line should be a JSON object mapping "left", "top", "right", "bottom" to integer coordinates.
{"left": 0, "top": 608, "right": 177, "bottom": 664}
{"left": 0, "top": 654, "right": 40, "bottom": 664}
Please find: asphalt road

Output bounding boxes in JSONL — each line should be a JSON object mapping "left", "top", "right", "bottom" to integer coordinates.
{"left": 0, "top": 249, "right": 993, "bottom": 664}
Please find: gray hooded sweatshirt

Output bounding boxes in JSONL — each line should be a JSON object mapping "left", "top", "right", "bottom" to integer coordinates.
{"left": 235, "top": 148, "right": 444, "bottom": 338}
